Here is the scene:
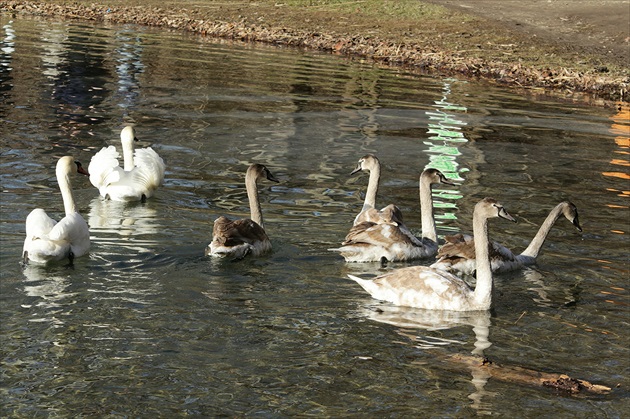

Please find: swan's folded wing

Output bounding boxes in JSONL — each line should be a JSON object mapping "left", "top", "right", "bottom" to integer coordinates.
{"left": 48, "top": 212, "right": 89, "bottom": 244}
{"left": 437, "top": 235, "right": 516, "bottom": 263}
{"left": 370, "top": 266, "right": 472, "bottom": 308}
{"left": 355, "top": 204, "right": 404, "bottom": 226}
{"left": 343, "top": 221, "right": 422, "bottom": 248}
{"left": 354, "top": 206, "right": 376, "bottom": 225}
{"left": 379, "top": 204, "right": 405, "bottom": 225}
{"left": 436, "top": 236, "right": 477, "bottom": 262}
{"left": 212, "top": 216, "right": 269, "bottom": 247}
{"left": 443, "top": 233, "right": 473, "bottom": 245}
{"left": 133, "top": 147, "right": 165, "bottom": 188}
{"left": 88, "top": 146, "right": 122, "bottom": 189}
{"left": 25, "top": 208, "right": 57, "bottom": 239}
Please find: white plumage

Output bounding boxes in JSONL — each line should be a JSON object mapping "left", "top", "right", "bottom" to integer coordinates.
{"left": 88, "top": 126, "right": 165, "bottom": 201}
{"left": 23, "top": 156, "right": 91, "bottom": 264}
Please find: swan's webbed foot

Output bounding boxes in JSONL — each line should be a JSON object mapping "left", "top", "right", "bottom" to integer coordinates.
{"left": 230, "top": 248, "right": 252, "bottom": 262}
{"left": 66, "top": 251, "right": 75, "bottom": 268}
{"left": 379, "top": 256, "right": 389, "bottom": 268}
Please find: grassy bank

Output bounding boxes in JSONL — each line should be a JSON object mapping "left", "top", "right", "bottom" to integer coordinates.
{"left": 2, "top": 0, "right": 628, "bottom": 104}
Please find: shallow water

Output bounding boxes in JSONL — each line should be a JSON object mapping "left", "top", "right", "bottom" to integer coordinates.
{"left": 1, "top": 15, "right": 629, "bottom": 417}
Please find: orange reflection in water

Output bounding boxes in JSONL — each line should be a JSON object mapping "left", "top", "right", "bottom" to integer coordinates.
{"left": 602, "top": 103, "right": 629, "bottom": 240}
{"left": 603, "top": 103, "right": 630, "bottom": 207}
{"left": 604, "top": 103, "right": 630, "bottom": 180}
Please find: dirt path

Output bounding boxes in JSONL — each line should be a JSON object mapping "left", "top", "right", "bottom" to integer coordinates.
{"left": 2, "top": 0, "right": 628, "bottom": 105}
{"left": 427, "top": 0, "right": 629, "bottom": 69}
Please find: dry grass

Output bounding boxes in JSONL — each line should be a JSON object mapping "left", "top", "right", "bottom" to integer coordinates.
{"left": 2, "top": 0, "right": 628, "bottom": 104}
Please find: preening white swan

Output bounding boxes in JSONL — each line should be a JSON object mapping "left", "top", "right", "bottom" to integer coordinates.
{"left": 348, "top": 198, "right": 516, "bottom": 311}
{"left": 331, "top": 168, "right": 454, "bottom": 263}
{"left": 431, "top": 201, "right": 581, "bottom": 275}
{"left": 23, "top": 156, "right": 91, "bottom": 264}
{"left": 88, "top": 126, "right": 165, "bottom": 202}
{"left": 350, "top": 154, "right": 405, "bottom": 226}
{"left": 206, "top": 163, "right": 279, "bottom": 259}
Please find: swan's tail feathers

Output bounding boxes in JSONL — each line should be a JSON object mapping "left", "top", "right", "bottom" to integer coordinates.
{"left": 329, "top": 244, "right": 385, "bottom": 263}
{"left": 347, "top": 274, "right": 380, "bottom": 297}
{"left": 328, "top": 246, "right": 357, "bottom": 262}
{"left": 429, "top": 257, "right": 450, "bottom": 272}
{"left": 207, "top": 243, "right": 252, "bottom": 260}
{"left": 88, "top": 146, "right": 121, "bottom": 189}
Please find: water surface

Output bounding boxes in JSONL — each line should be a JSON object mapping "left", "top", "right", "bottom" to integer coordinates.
{"left": 1, "top": 15, "right": 628, "bottom": 417}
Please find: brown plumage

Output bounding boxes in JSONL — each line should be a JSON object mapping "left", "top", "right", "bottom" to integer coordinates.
{"left": 431, "top": 201, "right": 581, "bottom": 274}
{"left": 350, "top": 154, "right": 404, "bottom": 226}
{"left": 434, "top": 233, "right": 513, "bottom": 272}
{"left": 332, "top": 168, "right": 454, "bottom": 262}
{"left": 206, "top": 163, "right": 279, "bottom": 260}
{"left": 210, "top": 217, "right": 269, "bottom": 248}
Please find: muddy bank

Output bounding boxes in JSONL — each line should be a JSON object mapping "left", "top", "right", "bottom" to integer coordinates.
{"left": 2, "top": 0, "right": 628, "bottom": 105}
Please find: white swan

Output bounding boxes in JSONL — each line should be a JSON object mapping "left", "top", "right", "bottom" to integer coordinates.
{"left": 88, "top": 126, "right": 165, "bottom": 202}
{"left": 350, "top": 154, "right": 405, "bottom": 226}
{"left": 431, "top": 201, "right": 581, "bottom": 275}
{"left": 330, "top": 168, "right": 454, "bottom": 262}
{"left": 348, "top": 198, "right": 516, "bottom": 311}
{"left": 206, "top": 163, "right": 279, "bottom": 259}
{"left": 23, "top": 156, "right": 91, "bottom": 265}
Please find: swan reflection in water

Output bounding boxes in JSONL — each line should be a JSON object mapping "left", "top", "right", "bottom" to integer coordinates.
{"left": 87, "top": 196, "right": 166, "bottom": 300}
{"left": 88, "top": 197, "right": 161, "bottom": 254}
{"left": 362, "top": 304, "right": 495, "bottom": 414}
{"left": 521, "top": 267, "right": 578, "bottom": 308}
{"left": 22, "top": 264, "right": 76, "bottom": 327}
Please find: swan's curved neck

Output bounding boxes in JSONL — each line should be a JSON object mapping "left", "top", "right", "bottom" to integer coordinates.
{"left": 472, "top": 210, "right": 493, "bottom": 308}
{"left": 419, "top": 174, "right": 437, "bottom": 242}
{"left": 363, "top": 164, "right": 380, "bottom": 211}
{"left": 520, "top": 203, "right": 565, "bottom": 258}
{"left": 246, "top": 172, "right": 264, "bottom": 228}
{"left": 58, "top": 171, "right": 77, "bottom": 216}
{"left": 122, "top": 138, "right": 135, "bottom": 171}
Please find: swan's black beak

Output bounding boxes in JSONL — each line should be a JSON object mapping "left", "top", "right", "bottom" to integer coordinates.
{"left": 350, "top": 163, "right": 363, "bottom": 176}
{"left": 572, "top": 215, "right": 583, "bottom": 232}
{"left": 498, "top": 207, "right": 517, "bottom": 223}
{"left": 439, "top": 173, "right": 456, "bottom": 186}
{"left": 266, "top": 171, "right": 279, "bottom": 183}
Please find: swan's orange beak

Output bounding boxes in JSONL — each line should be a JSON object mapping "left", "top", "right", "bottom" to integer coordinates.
{"left": 75, "top": 161, "right": 90, "bottom": 177}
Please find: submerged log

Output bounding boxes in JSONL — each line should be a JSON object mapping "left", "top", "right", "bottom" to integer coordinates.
{"left": 445, "top": 353, "right": 612, "bottom": 395}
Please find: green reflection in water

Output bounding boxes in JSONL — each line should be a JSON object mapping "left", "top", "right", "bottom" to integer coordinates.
{"left": 424, "top": 79, "right": 467, "bottom": 233}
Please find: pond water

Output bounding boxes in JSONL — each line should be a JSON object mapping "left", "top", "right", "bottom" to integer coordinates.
{"left": 1, "top": 15, "right": 628, "bottom": 417}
